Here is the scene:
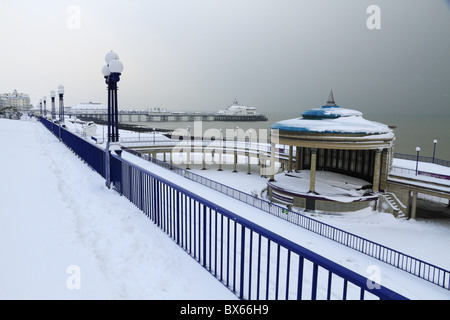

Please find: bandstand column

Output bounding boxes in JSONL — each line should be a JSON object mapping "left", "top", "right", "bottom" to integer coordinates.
{"left": 372, "top": 149, "right": 382, "bottom": 193}
{"left": 288, "top": 145, "right": 293, "bottom": 172}
{"left": 218, "top": 149, "right": 223, "bottom": 171}
{"left": 269, "top": 142, "right": 276, "bottom": 181}
{"left": 309, "top": 148, "right": 318, "bottom": 193}
{"left": 295, "top": 146, "right": 302, "bottom": 171}
{"left": 186, "top": 148, "right": 191, "bottom": 170}
{"left": 202, "top": 148, "right": 206, "bottom": 170}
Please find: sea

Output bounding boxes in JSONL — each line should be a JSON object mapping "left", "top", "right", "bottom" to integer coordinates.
{"left": 125, "top": 112, "right": 450, "bottom": 162}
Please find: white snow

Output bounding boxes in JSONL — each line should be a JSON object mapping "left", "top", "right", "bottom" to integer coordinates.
{"left": 123, "top": 152, "right": 450, "bottom": 300}
{"left": 269, "top": 171, "right": 373, "bottom": 203}
{"left": 0, "top": 118, "right": 236, "bottom": 300}
{"left": 272, "top": 115, "right": 394, "bottom": 135}
{"left": 2, "top": 117, "right": 450, "bottom": 300}
{"left": 185, "top": 162, "right": 450, "bottom": 272}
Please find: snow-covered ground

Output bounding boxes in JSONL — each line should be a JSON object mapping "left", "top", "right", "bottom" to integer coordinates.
{"left": 0, "top": 118, "right": 236, "bottom": 300}
{"left": 2, "top": 117, "right": 450, "bottom": 300}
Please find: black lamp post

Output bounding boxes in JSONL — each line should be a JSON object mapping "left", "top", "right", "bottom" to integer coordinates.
{"left": 58, "top": 85, "right": 65, "bottom": 123}
{"left": 415, "top": 147, "right": 421, "bottom": 176}
{"left": 43, "top": 96, "right": 47, "bottom": 117}
{"left": 102, "top": 51, "right": 123, "bottom": 143}
{"left": 102, "top": 51, "right": 123, "bottom": 189}
{"left": 432, "top": 140, "right": 438, "bottom": 163}
{"left": 50, "top": 90, "right": 56, "bottom": 120}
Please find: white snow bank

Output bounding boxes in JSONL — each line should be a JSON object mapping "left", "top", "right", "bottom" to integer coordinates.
{"left": 3, "top": 117, "right": 450, "bottom": 300}
{"left": 272, "top": 115, "right": 393, "bottom": 135}
{"left": 0, "top": 118, "right": 236, "bottom": 300}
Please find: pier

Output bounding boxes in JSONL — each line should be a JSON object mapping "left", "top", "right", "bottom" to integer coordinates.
{"left": 72, "top": 110, "right": 268, "bottom": 123}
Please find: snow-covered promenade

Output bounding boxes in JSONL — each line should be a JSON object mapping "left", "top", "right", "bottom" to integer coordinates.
{"left": 0, "top": 118, "right": 236, "bottom": 300}
{"left": 2, "top": 118, "right": 450, "bottom": 300}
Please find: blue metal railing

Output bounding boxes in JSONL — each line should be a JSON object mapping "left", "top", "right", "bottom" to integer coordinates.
{"left": 394, "top": 152, "right": 450, "bottom": 168}
{"left": 123, "top": 146, "right": 450, "bottom": 292}
{"left": 109, "top": 153, "right": 407, "bottom": 300}
{"left": 41, "top": 118, "right": 106, "bottom": 178}
{"left": 39, "top": 117, "right": 408, "bottom": 299}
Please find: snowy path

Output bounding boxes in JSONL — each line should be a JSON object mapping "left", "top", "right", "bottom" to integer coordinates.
{"left": 0, "top": 119, "right": 236, "bottom": 300}
{"left": 2, "top": 118, "right": 450, "bottom": 299}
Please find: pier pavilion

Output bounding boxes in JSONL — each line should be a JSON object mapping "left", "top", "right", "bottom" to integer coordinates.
{"left": 268, "top": 91, "right": 395, "bottom": 212}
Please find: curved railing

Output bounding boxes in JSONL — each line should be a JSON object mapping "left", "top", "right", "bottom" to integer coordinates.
{"left": 40, "top": 117, "right": 408, "bottom": 300}
{"left": 41, "top": 117, "right": 450, "bottom": 292}
{"left": 122, "top": 146, "right": 450, "bottom": 291}
{"left": 394, "top": 152, "right": 450, "bottom": 168}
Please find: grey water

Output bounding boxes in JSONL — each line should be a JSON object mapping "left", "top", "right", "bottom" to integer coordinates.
{"left": 125, "top": 112, "right": 450, "bottom": 161}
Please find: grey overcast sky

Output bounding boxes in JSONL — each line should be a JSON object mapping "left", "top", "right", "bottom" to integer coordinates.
{"left": 1, "top": 0, "right": 449, "bottom": 115}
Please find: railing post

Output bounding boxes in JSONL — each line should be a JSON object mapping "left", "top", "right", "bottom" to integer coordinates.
{"left": 105, "top": 141, "right": 111, "bottom": 188}
{"left": 239, "top": 225, "right": 246, "bottom": 299}
{"left": 176, "top": 191, "right": 180, "bottom": 245}
{"left": 202, "top": 205, "right": 207, "bottom": 268}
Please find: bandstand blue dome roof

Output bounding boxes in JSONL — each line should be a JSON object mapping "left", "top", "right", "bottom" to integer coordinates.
{"left": 271, "top": 91, "right": 393, "bottom": 135}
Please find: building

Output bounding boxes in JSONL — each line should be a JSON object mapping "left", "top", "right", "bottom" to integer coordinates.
{"left": 0, "top": 90, "right": 31, "bottom": 111}
{"left": 268, "top": 91, "right": 395, "bottom": 212}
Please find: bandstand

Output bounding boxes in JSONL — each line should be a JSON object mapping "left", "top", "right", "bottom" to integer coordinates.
{"left": 268, "top": 91, "right": 395, "bottom": 212}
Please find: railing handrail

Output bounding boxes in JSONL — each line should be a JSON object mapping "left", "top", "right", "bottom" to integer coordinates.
{"left": 40, "top": 117, "right": 409, "bottom": 299}
{"left": 121, "top": 146, "right": 450, "bottom": 291}
{"left": 394, "top": 152, "right": 450, "bottom": 168}
{"left": 40, "top": 117, "right": 450, "bottom": 293}
{"left": 111, "top": 153, "right": 408, "bottom": 300}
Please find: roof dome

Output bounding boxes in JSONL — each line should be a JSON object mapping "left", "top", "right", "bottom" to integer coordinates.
{"left": 271, "top": 91, "right": 393, "bottom": 135}
{"left": 301, "top": 90, "right": 362, "bottom": 119}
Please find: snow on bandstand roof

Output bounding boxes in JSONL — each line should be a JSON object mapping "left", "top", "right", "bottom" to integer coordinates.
{"left": 271, "top": 91, "right": 393, "bottom": 136}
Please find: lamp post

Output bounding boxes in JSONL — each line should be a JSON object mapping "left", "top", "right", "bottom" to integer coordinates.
{"left": 50, "top": 91, "right": 56, "bottom": 120}
{"left": 102, "top": 51, "right": 123, "bottom": 189}
{"left": 415, "top": 147, "right": 421, "bottom": 176}
{"left": 102, "top": 50, "right": 123, "bottom": 143}
{"left": 432, "top": 140, "right": 438, "bottom": 163}
{"left": 43, "top": 96, "right": 47, "bottom": 117}
{"left": 39, "top": 99, "right": 42, "bottom": 118}
{"left": 58, "top": 85, "right": 65, "bottom": 123}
